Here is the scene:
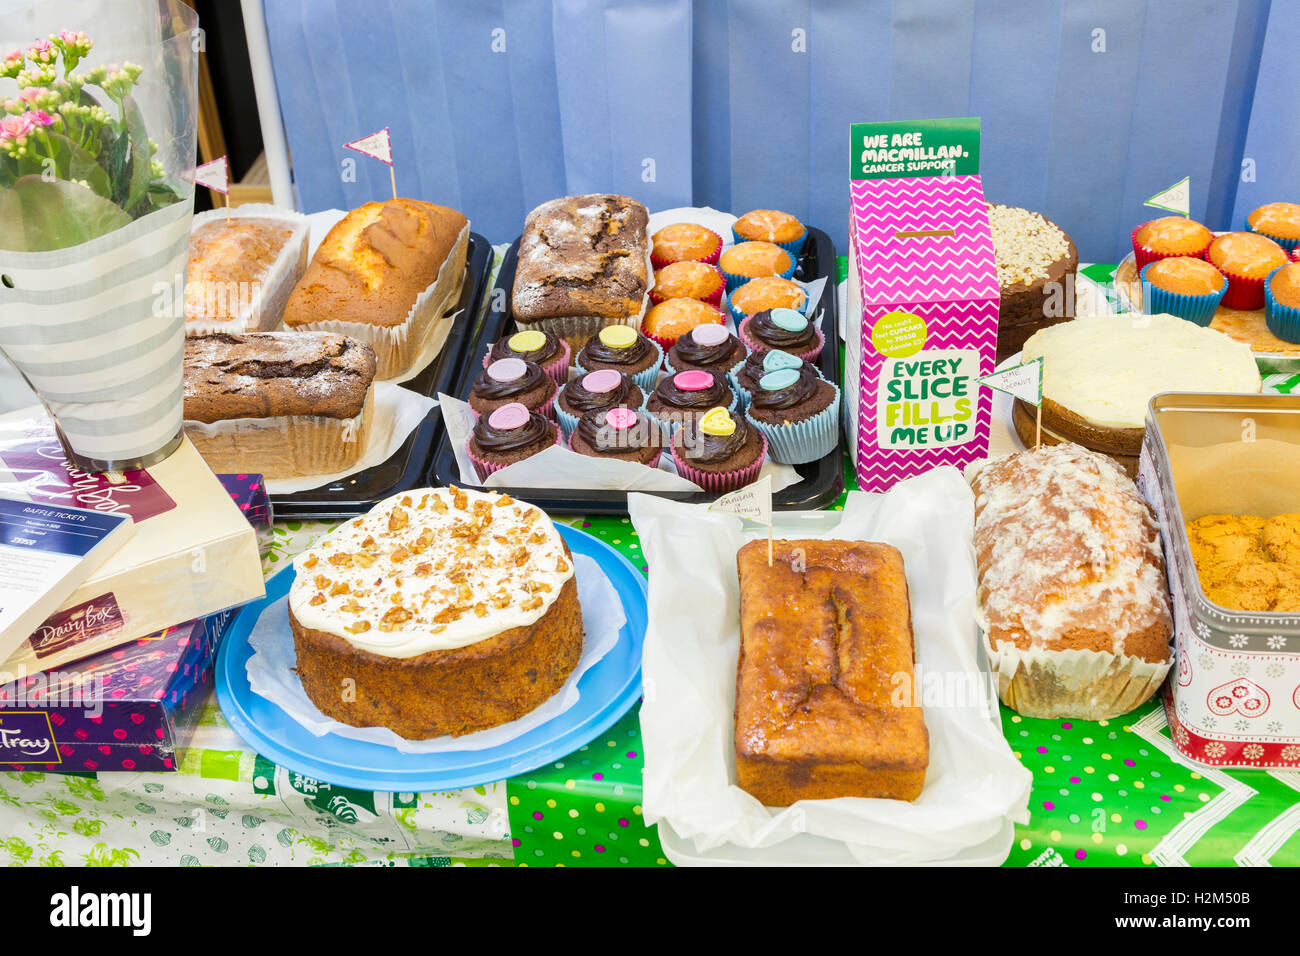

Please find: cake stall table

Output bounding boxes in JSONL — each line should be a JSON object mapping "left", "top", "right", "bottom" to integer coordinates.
{"left": 2, "top": 261, "right": 1299, "bottom": 868}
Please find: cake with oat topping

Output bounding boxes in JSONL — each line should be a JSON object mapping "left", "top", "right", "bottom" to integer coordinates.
{"left": 987, "top": 203, "right": 1079, "bottom": 362}
{"left": 287, "top": 486, "right": 583, "bottom": 739}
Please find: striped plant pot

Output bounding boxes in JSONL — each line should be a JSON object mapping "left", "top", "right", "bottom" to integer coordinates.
{"left": 0, "top": 199, "right": 193, "bottom": 472}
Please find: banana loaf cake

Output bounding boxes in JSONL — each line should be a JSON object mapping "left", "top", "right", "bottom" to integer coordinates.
{"left": 284, "top": 198, "right": 469, "bottom": 379}
{"left": 183, "top": 331, "right": 376, "bottom": 479}
{"left": 734, "top": 538, "right": 929, "bottom": 805}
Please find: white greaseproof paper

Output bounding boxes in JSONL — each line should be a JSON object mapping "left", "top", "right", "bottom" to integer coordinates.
{"left": 627, "top": 466, "right": 1033, "bottom": 865}
{"left": 244, "top": 553, "right": 624, "bottom": 754}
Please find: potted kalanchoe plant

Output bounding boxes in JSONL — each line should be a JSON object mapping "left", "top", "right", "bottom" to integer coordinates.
{"left": 0, "top": 7, "right": 197, "bottom": 473}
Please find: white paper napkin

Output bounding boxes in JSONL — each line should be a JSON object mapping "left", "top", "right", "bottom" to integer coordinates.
{"left": 261, "top": 382, "right": 438, "bottom": 495}
{"left": 244, "top": 553, "right": 624, "bottom": 753}
{"left": 627, "top": 467, "right": 1033, "bottom": 866}
{"left": 438, "top": 393, "right": 801, "bottom": 494}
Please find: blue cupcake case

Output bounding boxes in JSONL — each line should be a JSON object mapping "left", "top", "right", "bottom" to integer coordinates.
{"left": 214, "top": 523, "right": 647, "bottom": 792}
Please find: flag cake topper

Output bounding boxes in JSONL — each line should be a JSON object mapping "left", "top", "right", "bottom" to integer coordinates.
{"left": 193, "top": 156, "right": 231, "bottom": 219}
{"left": 710, "top": 474, "right": 775, "bottom": 564}
{"left": 344, "top": 127, "right": 397, "bottom": 200}
{"left": 980, "top": 357, "right": 1045, "bottom": 447}
{"left": 1145, "top": 176, "right": 1190, "bottom": 218}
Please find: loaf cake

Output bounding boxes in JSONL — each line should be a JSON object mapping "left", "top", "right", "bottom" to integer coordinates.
{"left": 969, "top": 443, "right": 1173, "bottom": 719}
{"left": 734, "top": 539, "right": 928, "bottom": 805}
{"left": 185, "top": 205, "right": 310, "bottom": 333}
{"left": 1015, "top": 314, "right": 1260, "bottom": 474}
{"left": 511, "top": 194, "right": 651, "bottom": 343}
{"left": 183, "top": 331, "right": 376, "bottom": 479}
{"left": 284, "top": 199, "right": 469, "bottom": 379}
{"left": 288, "top": 487, "right": 584, "bottom": 739}
{"left": 987, "top": 203, "right": 1078, "bottom": 363}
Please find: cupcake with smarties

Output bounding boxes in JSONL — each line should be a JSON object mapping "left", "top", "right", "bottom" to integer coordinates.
{"left": 467, "top": 402, "right": 560, "bottom": 480}
{"left": 743, "top": 365, "right": 840, "bottom": 465}
{"left": 468, "top": 358, "right": 557, "bottom": 419}
{"left": 567, "top": 406, "right": 665, "bottom": 468}
{"left": 644, "top": 368, "right": 736, "bottom": 436}
{"left": 485, "top": 328, "right": 571, "bottom": 385}
{"left": 738, "top": 307, "right": 824, "bottom": 363}
{"left": 554, "top": 368, "right": 644, "bottom": 437}
{"left": 664, "top": 323, "right": 748, "bottom": 378}
{"left": 733, "top": 348, "right": 822, "bottom": 411}
{"left": 573, "top": 325, "right": 662, "bottom": 391}
{"left": 670, "top": 405, "right": 767, "bottom": 494}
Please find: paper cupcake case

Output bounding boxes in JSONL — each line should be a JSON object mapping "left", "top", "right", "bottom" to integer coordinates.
{"left": 467, "top": 426, "right": 563, "bottom": 482}
{"left": 1264, "top": 266, "right": 1300, "bottom": 343}
{"left": 483, "top": 338, "right": 572, "bottom": 386}
{"left": 293, "top": 222, "right": 470, "bottom": 381}
{"left": 720, "top": 257, "right": 798, "bottom": 294}
{"left": 185, "top": 203, "right": 311, "bottom": 334}
{"left": 1139, "top": 262, "right": 1226, "bottom": 327}
{"left": 744, "top": 382, "right": 840, "bottom": 465}
{"left": 737, "top": 316, "right": 825, "bottom": 364}
{"left": 574, "top": 337, "right": 664, "bottom": 392}
{"left": 1245, "top": 216, "right": 1300, "bottom": 253}
{"left": 983, "top": 634, "right": 1172, "bottom": 721}
{"left": 1219, "top": 270, "right": 1269, "bottom": 311}
{"left": 1130, "top": 222, "right": 1211, "bottom": 270}
{"left": 184, "top": 391, "right": 373, "bottom": 480}
{"left": 670, "top": 430, "right": 768, "bottom": 494}
{"left": 731, "top": 224, "right": 807, "bottom": 261}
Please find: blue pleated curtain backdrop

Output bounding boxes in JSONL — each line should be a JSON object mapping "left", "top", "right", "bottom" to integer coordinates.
{"left": 262, "top": 0, "right": 1295, "bottom": 262}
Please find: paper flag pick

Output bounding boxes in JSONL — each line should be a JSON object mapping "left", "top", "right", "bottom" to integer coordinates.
{"left": 978, "top": 357, "right": 1043, "bottom": 407}
{"left": 193, "top": 156, "right": 229, "bottom": 194}
{"left": 1145, "top": 176, "right": 1190, "bottom": 217}
{"left": 343, "top": 127, "right": 393, "bottom": 166}
{"left": 708, "top": 474, "right": 772, "bottom": 525}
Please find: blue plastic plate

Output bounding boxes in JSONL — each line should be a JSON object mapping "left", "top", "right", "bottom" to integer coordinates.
{"left": 214, "top": 524, "right": 646, "bottom": 792}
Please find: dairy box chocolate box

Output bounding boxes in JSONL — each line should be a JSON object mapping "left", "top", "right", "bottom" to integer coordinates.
{"left": 0, "top": 611, "right": 233, "bottom": 772}
{"left": 0, "top": 409, "right": 264, "bottom": 675}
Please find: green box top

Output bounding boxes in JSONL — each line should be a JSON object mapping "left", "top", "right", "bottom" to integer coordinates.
{"left": 850, "top": 117, "right": 981, "bottom": 180}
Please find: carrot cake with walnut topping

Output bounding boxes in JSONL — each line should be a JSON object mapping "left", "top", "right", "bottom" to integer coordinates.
{"left": 287, "top": 486, "right": 583, "bottom": 739}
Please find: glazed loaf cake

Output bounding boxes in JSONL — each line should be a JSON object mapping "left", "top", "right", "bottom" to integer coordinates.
{"left": 512, "top": 194, "right": 651, "bottom": 332}
{"left": 183, "top": 331, "right": 377, "bottom": 479}
{"left": 284, "top": 198, "right": 469, "bottom": 379}
{"left": 969, "top": 443, "right": 1173, "bottom": 718}
{"left": 734, "top": 539, "right": 928, "bottom": 805}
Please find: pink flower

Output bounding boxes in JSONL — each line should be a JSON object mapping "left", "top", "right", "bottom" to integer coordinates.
{"left": 2, "top": 50, "right": 20, "bottom": 66}
{"left": 26, "top": 39, "right": 55, "bottom": 63}
{"left": 29, "top": 110, "right": 57, "bottom": 128}
{"left": 0, "top": 113, "right": 37, "bottom": 141}
{"left": 18, "top": 86, "right": 48, "bottom": 104}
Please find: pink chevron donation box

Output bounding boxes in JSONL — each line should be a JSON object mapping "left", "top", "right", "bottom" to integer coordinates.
{"left": 846, "top": 117, "right": 999, "bottom": 491}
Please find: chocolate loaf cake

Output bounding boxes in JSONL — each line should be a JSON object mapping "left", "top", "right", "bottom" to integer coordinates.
{"left": 988, "top": 204, "right": 1079, "bottom": 363}
{"left": 183, "top": 331, "right": 377, "bottom": 479}
{"left": 511, "top": 194, "right": 651, "bottom": 339}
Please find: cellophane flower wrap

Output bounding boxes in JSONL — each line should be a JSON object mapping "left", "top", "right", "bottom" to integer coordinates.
{"left": 0, "top": 2, "right": 198, "bottom": 471}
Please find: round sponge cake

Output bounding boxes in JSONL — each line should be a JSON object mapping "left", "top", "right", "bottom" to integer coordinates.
{"left": 287, "top": 486, "right": 583, "bottom": 739}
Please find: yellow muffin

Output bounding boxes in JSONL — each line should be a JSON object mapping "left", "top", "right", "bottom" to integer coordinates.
{"left": 1145, "top": 256, "right": 1226, "bottom": 296}
{"left": 1209, "top": 232, "right": 1289, "bottom": 280}
{"left": 1270, "top": 262, "right": 1300, "bottom": 309}
{"left": 733, "top": 209, "right": 804, "bottom": 244}
{"left": 718, "top": 241, "right": 792, "bottom": 280}
{"left": 1135, "top": 217, "right": 1213, "bottom": 256}
{"left": 651, "top": 223, "right": 722, "bottom": 265}
{"left": 729, "top": 276, "right": 807, "bottom": 316}
{"left": 642, "top": 297, "right": 726, "bottom": 344}
{"left": 652, "top": 260, "right": 724, "bottom": 302}
{"left": 1248, "top": 203, "right": 1300, "bottom": 242}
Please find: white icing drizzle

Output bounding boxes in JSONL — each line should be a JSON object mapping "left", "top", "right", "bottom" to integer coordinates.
{"left": 288, "top": 487, "right": 574, "bottom": 657}
{"left": 969, "top": 443, "right": 1171, "bottom": 656}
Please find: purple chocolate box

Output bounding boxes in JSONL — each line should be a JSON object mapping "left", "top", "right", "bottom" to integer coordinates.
{"left": 0, "top": 610, "right": 233, "bottom": 773}
{"left": 217, "top": 473, "right": 272, "bottom": 529}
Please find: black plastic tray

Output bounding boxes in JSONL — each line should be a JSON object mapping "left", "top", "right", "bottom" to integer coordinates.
{"left": 270, "top": 231, "right": 493, "bottom": 521}
{"left": 427, "top": 226, "right": 844, "bottom": 514}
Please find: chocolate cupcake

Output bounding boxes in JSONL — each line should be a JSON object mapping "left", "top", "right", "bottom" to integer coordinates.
{"left": 568, "top": 406, "right": 664, "bottom": 467}
{"left": 670, "top": 406, "right": 767, "bottom": 493}
{"left": 468, "top": 358, "right": 556, "bottom": 419}
{"left": 733, "top": 349, "right": 822, "bottom": 410}
{"left": 467, "top": 402, "right": 560, "bottom": 480}
{"left": 555, "top": 369, "right": 645, "bottom": 436}
{"left": 738, "top": 307, "right": 824, "bottom": 362}
{"left": 664, "top": 323, "right": 747, "bottom": 378}
{"left": 644, "top": 368, "right": 736, "bottom": 435}
{"left": 743, "top": 365, "right": 840, "bottom": 464}
{"left": 574, "top": 325, "right": 663, "bottom": 391}
{"left": 485, "top": 329, "right": 571, "bottom": 384}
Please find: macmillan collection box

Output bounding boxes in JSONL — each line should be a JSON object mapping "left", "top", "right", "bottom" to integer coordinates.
{"left": 0, "top": 409, "right": 264, "bottom": 676}
{"left": 846, "top": 117, "right": 1000, "bottom": 492}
